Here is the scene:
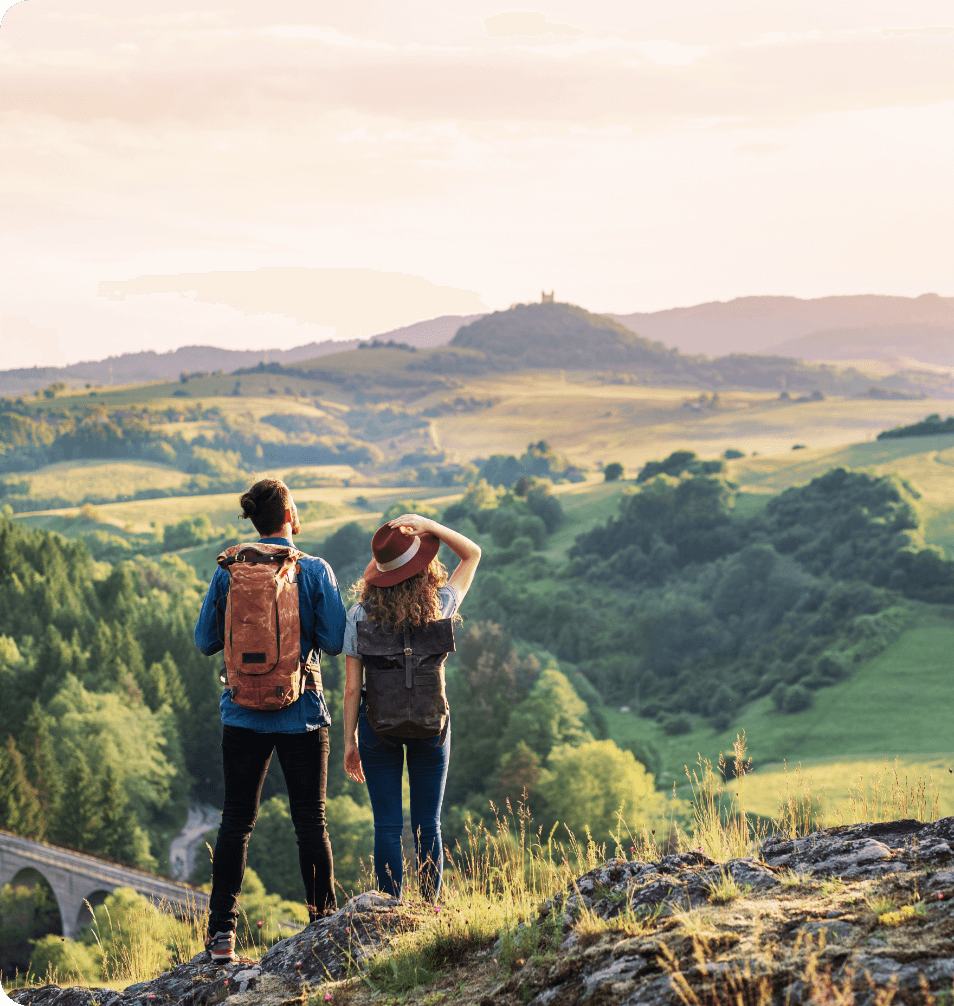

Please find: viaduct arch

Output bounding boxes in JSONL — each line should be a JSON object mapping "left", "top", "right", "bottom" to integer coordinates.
{"left": 0, "top": 830, "right": 209, "bottom": 939}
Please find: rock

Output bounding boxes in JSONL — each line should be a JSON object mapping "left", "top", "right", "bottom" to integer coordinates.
{"left": 9, "top": 989, "right": 127, "bottom": 1006}
{"left": 761, "top": 832, "right": 900, "bottom": 878}
{"left": 259, "top": 890, "right": 404, "bottom": 983}
{"left": 11, "top": 893, "right": 410, "bottom": 1006}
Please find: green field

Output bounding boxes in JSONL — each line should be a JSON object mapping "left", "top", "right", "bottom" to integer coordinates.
{"left": 601, "top": 605, "right": 954, "bottom": 818}
{"left": 15, "top": 483, "right": 464, "bottom": 533}
{"left": 428, "top": 376, "right": 943, "bottom": 473}
{"left": 14, "top": 459, "right": 189, "bottom": 502}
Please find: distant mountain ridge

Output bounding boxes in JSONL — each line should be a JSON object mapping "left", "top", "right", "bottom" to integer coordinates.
{"left": 610, "top": 293, "right": 954, "bottom": 360}
{"left": 0, "top": 341, "right": 358, "bottom": 396}
{"left": 412, "top": 301, "right": 954, "bottom": 397}
{"left": 4, "top": 293, "right": 953, "bottom": 398}
{"left": 770, "top": 324, "right": 954, "bottom": 368}
{"left": 0, "top": 314, "right": 482, "bottom": 396}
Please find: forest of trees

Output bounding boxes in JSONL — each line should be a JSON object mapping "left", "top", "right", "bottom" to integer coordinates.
{"left": 446, "top": 458, "right": 954, "bottom": 733}
{"left": 0, "top": 400, "right": 376, "bottom": 491}
{"left": 0, "top": 513, "right": 220, "bottom": 865}
{"left": 878, "top": 413, "right": 954, "bottom": 439}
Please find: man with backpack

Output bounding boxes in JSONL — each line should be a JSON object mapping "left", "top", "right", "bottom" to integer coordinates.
{"left": 194, "top": 478, "right": 346, "bottom": 963}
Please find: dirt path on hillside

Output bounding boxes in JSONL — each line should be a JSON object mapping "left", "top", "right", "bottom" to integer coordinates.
{"left": 169, "top": 803, "right": 221, "bottom": 881}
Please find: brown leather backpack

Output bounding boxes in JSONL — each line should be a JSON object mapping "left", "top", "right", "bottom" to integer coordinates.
{"left": 217, "top": 542, "right": 312, "bottom": 711}
{"left": 356, "top": 617, "right": 455, "bottom": 739}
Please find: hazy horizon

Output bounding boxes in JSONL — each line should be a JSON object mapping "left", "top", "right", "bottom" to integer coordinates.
{"left": 2, "top": 0, "right": 953, "bottom": 368}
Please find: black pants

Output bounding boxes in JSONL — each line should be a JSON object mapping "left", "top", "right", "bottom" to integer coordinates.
{"left": 208, "top": 725, "right": 335, "bottom": 934}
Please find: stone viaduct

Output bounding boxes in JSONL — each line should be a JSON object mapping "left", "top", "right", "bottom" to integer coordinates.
{"left": 0, "top": 830, "right": 210, "bottom": 939}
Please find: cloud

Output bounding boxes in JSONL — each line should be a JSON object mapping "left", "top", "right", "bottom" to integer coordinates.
{"left": 882, "top": 27, "right": 954, "bottom": 37}
{"left": 3, "top": 15, "right": 953, "bottom": 130}
{"left": 262, "top": 24, "right": 395, "bottom": 50}
{"left": 483, "top": 12, "right": 581, "bottom": 38}
{"left": 734, "top": 142, "right": 788, "bottom": 154}
{"left": 0, "top": 315, "right": 67, "bottom": 368}
{"left": 99, "top": 268, "right": 489, "bottom": 340}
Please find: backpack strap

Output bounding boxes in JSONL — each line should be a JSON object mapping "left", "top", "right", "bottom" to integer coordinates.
{"left": 403, "top": 626, "right": 413, "bottom": 689}
{"left": 217, "top": 544, "right": 302, "bottom": 570}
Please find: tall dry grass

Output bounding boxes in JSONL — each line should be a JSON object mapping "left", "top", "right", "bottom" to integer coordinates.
{"left": 10, "top": 735, "right": 949, "bottom": 999}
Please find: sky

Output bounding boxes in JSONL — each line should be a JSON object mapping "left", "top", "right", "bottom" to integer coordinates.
{"left": 1, "top": 0, "right": 953, "bottom": 367}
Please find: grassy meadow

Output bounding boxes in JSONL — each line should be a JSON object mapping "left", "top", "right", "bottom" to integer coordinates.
{"left": 602, "top": 605, "right": 954, "bottom": 818}
{"left": 427, "top": 375, "right": 944, "bottom": 471}
{"left": 15, "top": 460, "right": 190, "bottom": 501}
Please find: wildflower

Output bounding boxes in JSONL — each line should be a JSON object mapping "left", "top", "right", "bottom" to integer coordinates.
{"left": 939, "top": 893, "right": 945, "bottom": 900}
{"left": 295, "top": 961, "right": 302, "bottom": 968}
{"left": 256, "top": 920, "right": 264, "bottom": 928}
{"left": 324, "top": 995, "right": 332, "bottom": 1002}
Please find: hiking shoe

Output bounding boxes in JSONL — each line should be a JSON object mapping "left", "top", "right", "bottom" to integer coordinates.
{"left": 206, "top": 929, "right": 236, "bottom": 963}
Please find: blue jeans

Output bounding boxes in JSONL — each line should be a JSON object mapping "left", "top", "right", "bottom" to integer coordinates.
{"left": 358, "top": 705, "right": 450, "bottom": 901}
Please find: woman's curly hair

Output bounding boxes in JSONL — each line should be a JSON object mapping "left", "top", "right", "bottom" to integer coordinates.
{"left": 355, "top": 558, "right": 453, "bottom": 630}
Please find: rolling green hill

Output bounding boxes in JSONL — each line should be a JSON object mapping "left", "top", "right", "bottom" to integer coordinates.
{"left": 728, "top": 434, "right": 954, "bottom": 557}
{"left": 602, "top": 605, "right": 954, "bottom": 818}
{"left": 449, "top": 302, "right": 675, "bottom": 370}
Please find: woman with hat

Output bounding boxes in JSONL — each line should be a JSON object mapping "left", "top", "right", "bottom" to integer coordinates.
{"left": 341, "top": 513, "right": 481, "bottom": 901}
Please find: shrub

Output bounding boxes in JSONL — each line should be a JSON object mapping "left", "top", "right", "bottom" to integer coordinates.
{"left": 380, "top": 500, "right": 438, "bottom": 523}
{"left": 28, "top": 934, "right": 103, "bottom": 984}
{"left": 526, "top": 485, "right": 564, "bottom": 532}
{"left": 490, "top": 508, "right": 520, "bottom": 548}
{"left": 603, "top": 462, "right": 624, "bottom": 482}
{"left": 783, "top": 684, "right": 813, "bottom": 714}
{"left": 536, "top": 739, "right": 674, "bottom": 844}
{"left": 516, "top": 514, "right": 547, "bottom": 550}
{"left": 507, "top": 536, "right": 534, "bottom": 561}
{"left": 814, "top": 652, "right": 850, "bottom": 684}
{"left": 662, "top": 713, "right": 693, "bottom": 736}
{"left": 318, "top": 521, "right": 370, "bottom": 575}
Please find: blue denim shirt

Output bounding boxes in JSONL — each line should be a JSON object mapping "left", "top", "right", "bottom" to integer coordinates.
{"left": 194, "top": 536, "right": 347, "bottom": 733}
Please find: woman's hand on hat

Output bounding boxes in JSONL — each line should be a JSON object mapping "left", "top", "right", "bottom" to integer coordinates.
{"left": 387, "top": 513, "right": 435, "bottom": 537}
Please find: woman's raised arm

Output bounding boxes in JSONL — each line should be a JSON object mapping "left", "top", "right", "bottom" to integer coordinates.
{"left": 386, "top": 514, "right": 481, "bottom": 602}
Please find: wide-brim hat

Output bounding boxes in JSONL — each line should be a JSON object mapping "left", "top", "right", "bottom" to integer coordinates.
{"left": 362, "top": 523, "right": 441, "bottom": 587}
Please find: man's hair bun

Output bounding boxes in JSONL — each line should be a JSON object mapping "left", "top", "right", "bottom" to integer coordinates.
{"left": 238, "top": 491, "right": 256, "bottom": 519}
{"left": 237, "top": 479, "right": 289, "bottom": 535}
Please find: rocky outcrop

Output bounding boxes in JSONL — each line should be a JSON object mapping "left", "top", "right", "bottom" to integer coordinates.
{"left": 11, "top": 818, "right": 954, "bottom": 1006}
{"left": 10, "top": 892, "right": 404, "bottom": 1006}
{"left": 499, "top": 817, "right": 954, "bottom": 1005}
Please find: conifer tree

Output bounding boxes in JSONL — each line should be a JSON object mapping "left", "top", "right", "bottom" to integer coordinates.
{"left": 49, "top": 749, "right": 100, "bottom": 849}
{"left": 0, "top": 736, "right": 45, "bottom": 839}
{"left": 92, "top": 763, "right": 141, "bottom": 862}
{"left": 20, "top": 701, "right": 62, "bottom": 825}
